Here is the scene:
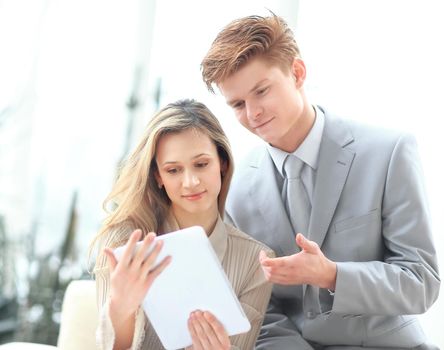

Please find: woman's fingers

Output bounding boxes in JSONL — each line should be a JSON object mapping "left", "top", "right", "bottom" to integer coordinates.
{"left": 140, "top": 238, "right": 164, "bottom": 276}
{"left": 188, "top": 314, "right": 202, "bottom": 350}
{"left": 120, "top": 229, "right": 142, "bottom": 265}
{"left": 189, "top": 311, "right": 210, "bottom": 349}
{"left": 105, "top": 229, "right": 171, "bottom": 320}
{"left": 110, "top": 228, "right": 169, "bottom": 282}
{"left": 196, "top": 312, "right": 218, "bottom": 348}
{"left": 120, "top": 230, "right": 161, "bottom": 273}
{"left": 146, "top": 255, "right": 172, "bottom": 283}
{"left": 132, "top": 232, "right": 156, "bottom": 267}
{"left": 104, "top": 248, "right": 118, "bottom": 272}
{"left": 188, "top": 311, "right": 229, "bottom": 349}
{"left": 203, "top": 311, "right": 229, "bottom": 346}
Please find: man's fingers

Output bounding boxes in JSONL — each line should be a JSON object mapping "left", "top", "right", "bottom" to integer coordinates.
{"left": 259, "top": 250, "right": 269, "bottom": 263}
{"left": 261, "top": 263, "right": 295, "bottom": 284}
{"left": 295, "top": 233, "right": 306, "bottom": 249}
{"left": 296, "top": 233, "right": 318, "bottom": 253}
{"left": 261, "top": 263, "right": 297, "bottom": 284}
{"left": 260, "top": 255, "right": 288, "bottom": 268}
{"left": 267, "top": 274, "right": 295, "bottom": 285}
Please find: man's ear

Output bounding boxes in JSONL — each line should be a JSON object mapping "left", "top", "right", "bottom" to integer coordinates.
{"left": 291, "top": 58, "right": 307, "bottom": 88}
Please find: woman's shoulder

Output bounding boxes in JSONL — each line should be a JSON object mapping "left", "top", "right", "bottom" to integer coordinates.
{"left": 224, "top": 222, "right": 274, "bottom": 257}
{"left": 93, "top": 222, "right": 137, "bottom": 274}
{"left": 101, "top": 222, "right": 137, "bottom": 248}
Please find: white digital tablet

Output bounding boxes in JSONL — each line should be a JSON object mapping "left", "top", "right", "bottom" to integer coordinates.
{"left": 113, "top": 226, "right": 251, "bottom": 350}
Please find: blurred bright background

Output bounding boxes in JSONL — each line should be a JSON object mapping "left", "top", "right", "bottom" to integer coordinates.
{"left": 0, "top": 0, "right": 442, "bottom": 347}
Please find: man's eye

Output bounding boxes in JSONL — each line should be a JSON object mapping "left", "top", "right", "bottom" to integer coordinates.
{"left": 233, "top": 102, "right": 244, "bottom": 109}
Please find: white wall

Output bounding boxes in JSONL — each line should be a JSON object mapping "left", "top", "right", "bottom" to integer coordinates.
{"left": 296, "top": 1, "right": 443, "bottom": 346}
{"left": 148, "top": 0, "right": 443, "bottom": 346}
{"left": 1, "top": 0, "right": 441, "bottom": 346}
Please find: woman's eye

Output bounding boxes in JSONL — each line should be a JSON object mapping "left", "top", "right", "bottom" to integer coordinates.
{"left": 167, "top": 168, "right": 178, "bottom": 174}
{"left": 196, "top": 162, "right": 208, "bottom": 168}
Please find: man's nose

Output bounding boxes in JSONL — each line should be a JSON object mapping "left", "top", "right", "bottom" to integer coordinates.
{"left": 245, "top": 101, "right": 261, "bottom": 121}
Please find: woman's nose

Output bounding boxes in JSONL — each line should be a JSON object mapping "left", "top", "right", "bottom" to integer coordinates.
{"left": 183, "top": 170, "right": 200, "bottom": 188}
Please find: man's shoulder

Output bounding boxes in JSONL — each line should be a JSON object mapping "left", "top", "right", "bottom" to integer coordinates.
{"left": 323, "top": 107, "right": 409, "bottom": 147}
{"left": 231, "top": 146, "right": 267, "bottom": 182}
{"left": 236, "top": 145, "right": 268, "bottom": 169}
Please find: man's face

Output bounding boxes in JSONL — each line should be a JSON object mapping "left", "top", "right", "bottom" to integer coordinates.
{"left": 218, "top": 58, "right": 311, "bottom": 152}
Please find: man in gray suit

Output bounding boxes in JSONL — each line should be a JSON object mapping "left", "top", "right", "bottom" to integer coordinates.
{"left": 201, "top": 14, "right": 440, "bottom": 349}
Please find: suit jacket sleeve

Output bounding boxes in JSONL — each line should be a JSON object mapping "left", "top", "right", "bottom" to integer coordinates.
{"left": 225, "top": 214, "right": 314, "bottom": 349}
{"left": 332, "top": 133, "right": 440, "bottom": 315}
{"left": 255, "top": 293, "right": 315, "bottom": 349}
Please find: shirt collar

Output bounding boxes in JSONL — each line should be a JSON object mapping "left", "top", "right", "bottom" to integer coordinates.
{"left": 268, "top": 105, "right": 325, "bottom": 177}
{"left": 162, "top": 212, "right": 227, "bottom": 263}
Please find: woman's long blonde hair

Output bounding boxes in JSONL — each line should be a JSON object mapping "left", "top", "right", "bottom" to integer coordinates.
{"left": 89, "top": 99, "right": 234, "bottom": 262}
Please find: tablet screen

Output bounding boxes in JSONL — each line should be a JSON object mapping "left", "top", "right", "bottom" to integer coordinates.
{"left": 114, "top": 226, "right": 250, "bottom": 350}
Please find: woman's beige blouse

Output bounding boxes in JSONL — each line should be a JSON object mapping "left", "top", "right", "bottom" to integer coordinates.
{"left": 94, "top": 216, "right": 274, "bottom": 350}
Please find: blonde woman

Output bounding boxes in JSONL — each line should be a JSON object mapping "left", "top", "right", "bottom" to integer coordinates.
{"left": 90, "top": 99, "right": 274, "bottom": 350}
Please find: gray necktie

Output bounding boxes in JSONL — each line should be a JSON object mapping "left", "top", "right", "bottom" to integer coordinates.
{"left": 284, "top": 155, "right": 311, "bottom": 235}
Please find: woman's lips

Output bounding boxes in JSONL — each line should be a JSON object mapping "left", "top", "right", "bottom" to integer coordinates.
{"left": 182, "top": 191, "right": 206, "bottom": 200}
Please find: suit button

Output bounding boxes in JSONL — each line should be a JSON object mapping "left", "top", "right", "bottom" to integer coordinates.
{"left": 306, "top": 311, "right": 315, "bottom": 319}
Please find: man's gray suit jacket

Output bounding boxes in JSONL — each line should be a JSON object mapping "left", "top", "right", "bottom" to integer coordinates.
{"left": 226, "top": 107, "right": 440, "bottom": 349}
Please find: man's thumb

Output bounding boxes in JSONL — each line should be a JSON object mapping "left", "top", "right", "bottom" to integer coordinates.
{"left": 295, "top": 233, "right": 317, "bottom": 253}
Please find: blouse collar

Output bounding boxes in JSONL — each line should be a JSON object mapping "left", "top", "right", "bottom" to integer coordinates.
{"left": 162, "top": 212, "right": 227, "bottom": 263}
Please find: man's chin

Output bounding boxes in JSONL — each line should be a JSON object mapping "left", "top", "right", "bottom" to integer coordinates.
{"left": 256, "top": 132, "right": 275, "bottom": 144}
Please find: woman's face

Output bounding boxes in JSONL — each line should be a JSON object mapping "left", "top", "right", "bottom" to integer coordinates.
{"left": 155, "top": 128, "right": 223, "bottom": 219}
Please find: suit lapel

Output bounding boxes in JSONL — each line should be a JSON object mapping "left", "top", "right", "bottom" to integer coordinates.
{"left": 248, "top": 148, "right": 299, "bottom": 257}
{"left": 308, "top": 113, "right": 355, "bottom": 248}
